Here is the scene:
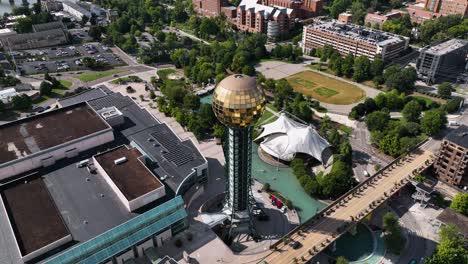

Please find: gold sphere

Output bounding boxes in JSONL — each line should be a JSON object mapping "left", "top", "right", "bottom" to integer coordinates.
{"left": 212, "top": 74, "right": 266, "bottom": 128}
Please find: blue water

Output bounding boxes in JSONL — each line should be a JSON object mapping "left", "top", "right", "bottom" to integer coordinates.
{"left": 200, "top": 94, "right": 212, "bottom": 105}
{"left": 251, "top": 143, "right": 325, "bottom": 222}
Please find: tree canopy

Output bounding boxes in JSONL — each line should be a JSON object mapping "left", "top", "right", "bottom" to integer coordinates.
{"left": 450, "top": 193, "right": 468, "bottom": 216}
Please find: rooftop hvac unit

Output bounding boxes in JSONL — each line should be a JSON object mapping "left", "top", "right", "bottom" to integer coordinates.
{"left": 114, "top": 157, "right": 128, "bottom": 165}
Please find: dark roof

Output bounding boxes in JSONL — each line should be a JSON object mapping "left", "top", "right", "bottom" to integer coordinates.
{"left": 1, "top": 178, "right": 69, "bottom": 256}
{"left": 129, "top": 124, "right": 206, "bottom": 192}
{"left": 6, "top": 29, "right": 67, "bottom": 46}
{"left": 58, "top": 88, "right": 109, "bottom": 107}
{"left": 94, "top": 146, "right": 163, "bottom": 200}
{"left": 87, "top": 92, "right": 159, "bottom": 137}
{"left": 0, "top": 103, "right": 111, "bottom": 165}
{"left": 445, "top": 125, "right": 468, "bottom": 149}
{"left": 43, "top": 162, "right": 135, "bottom": 243}
{"left": 437, "top": 208, "right": 468, "bottom": 236}
{"left": 32, "top": 21, "right": 65, "bottom": 32}
{"left": 415, "top": 182, "right": 433, "bottom": 194}
{"left": 60, "top": 90, "right": 206, "bottom": 193}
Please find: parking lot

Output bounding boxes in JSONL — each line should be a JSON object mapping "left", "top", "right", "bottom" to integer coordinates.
{"left": 16, "top": 43, "right": 125, "bottom": 75}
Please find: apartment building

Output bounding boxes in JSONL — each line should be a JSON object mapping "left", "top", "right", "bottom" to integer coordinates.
{"left": 424, "top": 0, "right": 468, "bottom": 17}
{"left": 259, "top": 0, "right": 322, "bottom": 18}
{"left": 302, "top": 20, "right": 409, "bottom": 61}
{"left": 192, "top": 0, "right": 230, "bottom": 17}
{"left": 417, "top": 38, "right": 468, "bottom": 83}
{"left": 433, "top": 125, "right": 468, "bottom": 188}
{"left": 236, "top": 0, "right": 295, "bottom": 39}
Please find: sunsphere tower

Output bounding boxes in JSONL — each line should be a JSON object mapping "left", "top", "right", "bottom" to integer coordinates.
{"left": 212, "top": 74, "right": 266, "bottom": 234}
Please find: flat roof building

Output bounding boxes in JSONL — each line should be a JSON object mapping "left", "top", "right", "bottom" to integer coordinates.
{"left": 93, "top": 146, "right": 166, "bottom": 211}
{"left": 433, "top": 125, "right": 468, "bottom": 188}
{"left": 0, "top": 87, "right": 200, "bottom": 263}
{"left": 44, "top": 196, "right": 187, "bottom": 264}
{"left": 417, "top": 39, "right": 468, "bottom": 84}
{"left": 0, "top": 21, "right": 69, "bottom": 51}
{"left": 59, "top": 89, "right": 208, "bottom": 196}
{"left": 302, "top": 20, "right": 409, "bottom": 61}
{"left": 0, "top": 177, "right": 72, "bottom": 262}
{"left": 0, "top": 103, "right": 114, "bottom": 181}
{"left": 62, "top": 0, "right": 91, "bottom": 20}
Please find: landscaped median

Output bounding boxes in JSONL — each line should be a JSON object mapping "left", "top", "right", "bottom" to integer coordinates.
{"left": 76, "top": 69, "right": 124, "bottom": 82}
{"left": 287, "top": 71, "right": 365, "bottom": 105}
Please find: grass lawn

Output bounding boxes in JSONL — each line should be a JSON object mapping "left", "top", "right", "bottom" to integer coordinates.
{"left": 111, "top": 75, "right": 143, "bottom": 84}
{"left": 314, "top": 87, "right": 339, "bottom": 97}
{"left": 339, "top": 125, "right": 353, "bottom": 135}
{"left": 76, "top": 69, "right": 123, "bottom": 82}
{"left": 59, "top": 80, "right": 72, "bottom": 88}
{"left": 287, "top": 71, "right": 365, "bottom": 105}
{"left": 288, "top": 76, "right": 316, "bottom": 89}
{"left": 256, "top": 103, "right": 279, "bottom": 127}
{"left": 157, "top": 69, "right": 177, "bottom": 81}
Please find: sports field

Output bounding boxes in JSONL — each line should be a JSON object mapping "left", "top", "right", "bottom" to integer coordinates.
{"left": 287, "top": 71, "right": 365, "bottom": 105}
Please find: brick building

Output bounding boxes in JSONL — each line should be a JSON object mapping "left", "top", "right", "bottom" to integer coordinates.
{"left": 424, "top": 0, "right": 468, "bottom": 17}
{"left": 236, "top": 0, "right": 296, "bottom": 39}
{"left": 433, "top": 125, "right": 468, "bottom": 188}
{"left": 338, "top": 12, "right": 352, "bottom": 24}
{"left": 364, "top": 10, "right": 403, "bottom": 28}
{"left": 302, "top": 20, "right": 409, "bottom": 61}
{"left": 193, "top": 0, "right": 321, "bottom": 20}
{"left": 192, "top": 0, "right": 233, "bottom": 17}
{"left": 259, "top": 0, "right": 322, "bottom": 18}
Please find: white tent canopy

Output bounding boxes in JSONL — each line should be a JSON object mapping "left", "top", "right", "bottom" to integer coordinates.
{"left": 255, "top": 113, "right": 330, "bottom": 163}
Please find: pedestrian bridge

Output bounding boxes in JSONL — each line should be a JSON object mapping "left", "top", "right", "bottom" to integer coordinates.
{"left": 260, "top": 148, "right": 435, "bottom": 264}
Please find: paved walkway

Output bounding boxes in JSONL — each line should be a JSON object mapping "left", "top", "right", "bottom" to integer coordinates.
{"left": 262, "top": 148, "right": 436, "bottom": 264}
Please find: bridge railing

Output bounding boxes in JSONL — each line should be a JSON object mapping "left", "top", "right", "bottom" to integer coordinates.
{"left": 269, "top": 138, "right": 431, "bottom": 249}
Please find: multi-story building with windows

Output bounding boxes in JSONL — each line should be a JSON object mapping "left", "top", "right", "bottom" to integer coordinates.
{"left": 259, "top": 0, "right": 322, "bottom": 18}
{"left": 434, "top": 125, "right": 468, "bottom": 188}
{"left": 416, "top": 38, "right": 468, "bottom": 83}
{"left": 302, "top": 20, "right": 409, "bottom": 61}
{"left": 424, "top": 0, "right": 468, "bottom": 17}
{"left": 236, "top": 0, "right": 296, "bottom": 39}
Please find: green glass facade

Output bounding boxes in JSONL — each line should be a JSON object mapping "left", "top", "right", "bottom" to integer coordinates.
{"left": 44, "top": 196, "right": 187, "bottom": 264}
{"left": 225, "top": 127, "right": 253, "bottom": 213}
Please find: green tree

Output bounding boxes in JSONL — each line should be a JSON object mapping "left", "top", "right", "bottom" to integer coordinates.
{"left": 11, "top": 94, "right": 32, "bottom": 110}
{"left": 402, "top": 100, "right": 422, "bottom": 122}
{"left": 450, "top": 193, "right": 468, "bottom": 216}
{"left": 353, "top": 56, "right": 371, "bottom": 82}
{"left": 420, "top": 109, "right": 447, "bottom": 136}
{"left": 365, "top": 111, "right": 390, "bottom": 131}
{"left": 213, "top": 123, "right": 225, "bottom": 138}
{"left": 14, "top": 17, "right": 33, "bottom": 33}
{"left": 336, "top": 256, "right": 349, "bottom": 264}
{"left": 342, "top": 53, "right": 354, "bottom": 78}
{"left": 383, "top": 212, "right": 405, "bottom": 255}
{"left": 370, "top": 58, "right": 384, "bottom": 77}
{"left": 39, "top": 81, "right": 53, "bottom": 96}
{"left": 379, "top": 134, "right": 401, "bottom": 156}
{"left": 183, "top": 93, "right": 200, "bottom": 110}
{"left": 426, "top": 224, "right": 468, "bottom": 264}
{"left": 329, "top": 0, "right": 350, "bottom": 18}
{"left": 437, "top": 82, "right": 452, "bottom": 98}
